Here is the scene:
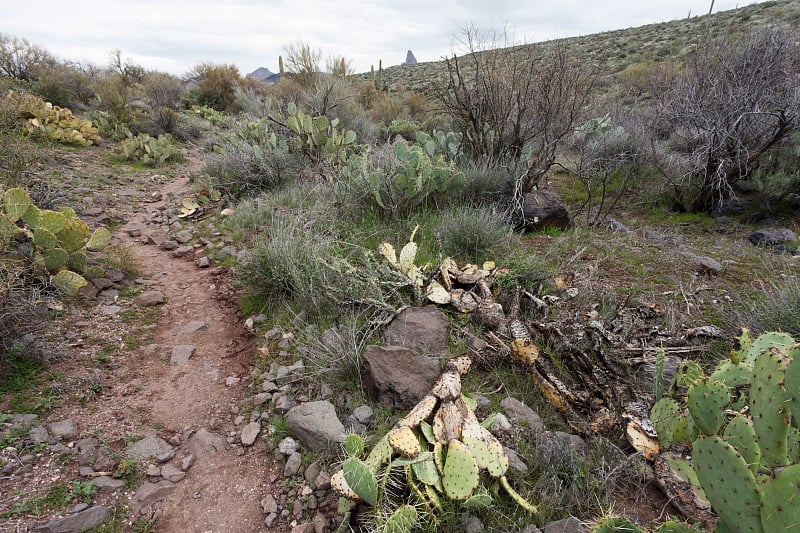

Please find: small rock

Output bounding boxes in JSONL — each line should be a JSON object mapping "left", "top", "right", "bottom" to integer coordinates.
{"left": 278, "top": 437, "right": 300, "bottom": 455}
{"left": 383, "top": 305, "right": 450, "bottom": 355}
{"left": 92, "top": 475, "right": 125, "bottom": 494}
{"left": 180, "top": 454, "right": 195, "bottom": 472}
{"left": 750, "top": 228, "right": 798, "bottom": 249}
{"left": 490, "top": 413, "right": 512, "bottom": 435}
{"left": 176, "top": 321, "right": 208, "bottom": 334}
{"left": 275, "top": 395, "right": 297, "bottom": 412}
{"left": 172, "top": 245, "right": 194, "bottom": 257}
{"left": 170, "top": 345, "right": 196, "bottom": 365}
{"left": 241, "top": 421, "right": 261, "bottom": 446}
{"left": 253, "top": 392, "right": 272, "bottom": 406}
{"left": 161, "top": 464, "right": 186, "bottom": 482}
{"left": 459, "top": 512, "right": 485, "bottom": 533}
{"left": 49, "top": 419, "right": 78, "bottom": 441}
{"left": 120, "top": 222, "right": 147, "bottom": 237}
{"left": 174, "top": 229, "right": 193, "bottom": 244}
{"left": 264, "top": 513, "right": 279, "bottom": 528}
{"left": 127, "top": 436, "right": 174, "bottom": 460}
{"left": 314, "top": 471, "right": 331, "bottom": 490}
{"left": 543, "top": 516, "right": 588, "bottom": 533}
{"left": 284, "top": 451, "right": 302, "bottom": 477}
{"left": 291, "top": 523, "right": 315, "bottom": 533}
{"left": 312, "top": 513, "right": 328, "bottom": 533}
{"left": 196, "top": 256, "right": 211, "bottom": 268}
{"left": 69, "top": 502, "right": 90, "bottom": 514}
{"left": 504, "top": 446, "right": 529, "bottom": 473}
{"left": 500, "top": 397, "right": 544, "bottom": 432}
{"left": 286, "top": 401, "right": 346, "bottom": 452}
{"left": 261, "top": 494, "right": 278, "bottom": 514}
{"left": 304, "top": 462, "right": 321, "bottom": 483}
{"left": 146, "top": 464, "right": 162, "bottom": 477}
{"left": 134, "top": 290, "right": 166, "bottom": 307}
{"left": 225, "top": 376, "right": 241, "bottom": 387}
{"left": 30, "top": 426, "right": 49, "bottom": 443}
{"left": 351, "top": 405, "right": 374, "bottom": 424}
{"left": 220, "top": 208, "right": 236, "bottom": 217}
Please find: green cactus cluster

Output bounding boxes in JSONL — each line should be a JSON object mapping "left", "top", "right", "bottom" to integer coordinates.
{"left": 7, "top": 90, "right": 101, "bottom": 146}
{"left": 115, "top": 132, "right": 185, "bottom": 166}
{"left": 285, "top": 102, "right": 357, "bottom": 164}
{"left": 331, "top": 357, "right": 535, "bottom": 532}
{"left": 650, "top": 331, "right": 800, "bottom": 533}
{"left": 414, "top": 129, "right": 462, "bottom": 162}
{"left": 1, "top": 188, "right": 110, "bottom": 294}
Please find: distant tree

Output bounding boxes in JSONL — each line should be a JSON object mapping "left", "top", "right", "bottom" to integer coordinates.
{"left": 439, "top": 25, "right": 592, "bottom": 187}
{"left": 283, "top": 41, "right": 323, "bottom": 90}
{"left": 655, "top": 28, "right": 800, "bottom": 211}
{"left": 186, "top": 62, "right": 241, "bottom": 112}
{"left": 0, "top": 33, "right": 57, "bottom": 81}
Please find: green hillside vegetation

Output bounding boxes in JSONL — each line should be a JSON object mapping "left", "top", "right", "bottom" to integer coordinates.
{"left": 1, "top": 1, "right": 800, "bottom": 531}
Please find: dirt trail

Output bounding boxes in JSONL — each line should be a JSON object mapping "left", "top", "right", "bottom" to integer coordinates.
{"left": 114, "top": 153, "right": 280, "bottom": 532}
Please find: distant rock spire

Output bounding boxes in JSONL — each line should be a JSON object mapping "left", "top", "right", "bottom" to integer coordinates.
{"left": 405, "top": 50, "right": 417, "bottom": 65}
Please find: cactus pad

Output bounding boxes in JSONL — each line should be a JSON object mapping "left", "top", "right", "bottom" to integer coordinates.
{"left": 788, "top": 427, "right": 800, "bottom": 463}
{"left": 651, "top": 397, "right": 682, "bottom": 448}
{"left": 33, "top": 228, "right": 59, "bottom": 249}
{"left": 442, "top": 439, "right": 479, "bottom": 500}
{"left": 388, "top": 426, "right": 422, "bottom": 458}
{"left": 433, "top": 401, "right": 463, "bottom": 443}
{"left": 20, "top": 203, "right": 40, "bottom": 227}
{"left": 676, "top": 360, "right": 704, "bottom": 388}
{"left": 500, "top": 475, "right": 538, "bottom": 515}
{"left": 432, "top": 370, "right": 462, "bottom": 401}
{"left": 341, "top": 458, "right": 378, "bottom": 506}
{"left": 57, "top": 217, "right": 90, "bottom": 252}
{"left": 2, "top": 188, "right": 32, "bottom": 222}
{"left": 751, "top": 349, "right": 790, "bottom": 468}
{"left": 85, "top": 227, "right": 111, "bottom": 251}
{"left": 344, "top": 434, "right": 365, "bottom": 458}
{"left": 398, "top": 394, "right": 438, "bottom": 428}
{"left": 42, "top": 247, "right": 69, "bottom": 272}
{"left": 411, "top": 454, "right": 440, "bottom": 486}
{"left": 593, "top": 517, "right": 646, "bottom": 533}
{"left": 462, "top": 435, "right": 508, "bottom": 478}
{"left": 742, "top": 332, "right": 795, "bottom": 367}
{"left": 692, "top": 435, "right": 763, "bottom": 533}
{"left": 687, "top": 378, "right": 730, "bottom": 435}
{"left": 723, "top": 415, "right": 761, "bottom": 476}
{"left": 384, "top": 504, "right": 417, "bottom": 533}
{"left": 785, "top": 348, "right": 800, "bottom": 428}
{"left": 759, "top": 464, "right": 800, "bottom": 531}
{"left": 84, "top": 265, "right": 105, "bottom": 280}
{"left": 51, "top": 270, "right": 88, "bottom": 295}
{"left": 331, "top": 469, "right": 360, "bottom": 501}
{"left": 462, "top": 487, "right": 493, "bottom": 510}
{"left": 364, "top": 434, "right": 393, "bottom": 471}
{"left": 710, "top": 361, "right": 752, "bottom": 389}
{"left": 37, "top": 210, "right": 67, "bottom": 234}
{"left": 419, "top": 421, "right": 434, "bottom": 444}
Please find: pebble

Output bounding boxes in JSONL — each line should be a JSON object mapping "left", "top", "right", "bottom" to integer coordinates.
{"left": 278, "top": 437, "right": 299, "bottom": 455}
{"left": 284, "top": 452, "right": 302, "bottom": 477}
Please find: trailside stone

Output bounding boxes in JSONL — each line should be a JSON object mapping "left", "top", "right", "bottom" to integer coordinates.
{"left": 91, "top": 475, "right": 125, "bottom": 494}
{"left": 132, "top": 480, "right": 177, "bottom": 512}
{"left": 134, "top": 290, "right": 166, "bottom": 307}
{"left": 286, "top": 401, "right": 346, "bottom": 452}
{"left": 49, "top": 419, "right": 78, "bottom": 441}
{"left": 160, "top": 463, "right": 186, "bottom": 482}
{"left": 188, "top": 428, "right": 229, "bottom": 457}
{"left": 383, "top": 305, "right": 449, "bottom": 355}
{"left": 170, "top": 345, "right": 195, "bottom": 365}
{"left": 241, "top": 421, "right": 261, "bottom": 446}
{"left": 284, "top": 451, "right": 302, "bottom": 477}
{"left": 33, "top": 505, "right": 112, "bottom": 532}
{"left": 750, "top": 228, "right": 798, "bottom": 252}
{"left": 543, "top": 516, "right": 588, "bottom": 533}
{"left": 500, "top": 397, "right": 544, "bottom": 432}
{"left": 126, "top": 436, "right": 174, "bottom": 460}
{"left": 361, "top": 346, "right": 440, "bottom": 408}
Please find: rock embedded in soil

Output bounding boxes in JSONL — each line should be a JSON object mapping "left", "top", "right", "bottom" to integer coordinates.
{"left": 170, "top": 344, "right": 196, "bottom": 365}
{"left": 284, "top": 451, "right": 302, "bottom": 477}
{"left": 161, "top": 463, "right": 186, "bottom": 482}
{"left": 126, "top": 436, "right": 175, "bottom": 460}
{"left": 382, "top": 305, "right": 450, "bottom": 355}
{"left": 500, "top": 397, "right": 544, "bottom": 432}
{"left": 286, "top": 401, "right": 346, "bottom": 451}
{"left": 48, "top": 419, "right": 78, "bottom": 441}
{"left": 134, "top": 290, "right": 166, "bottom": 307}
{"left": 33, "top": 505, "right": 112, "bottom": 533}
{"left": 361, "top": 345, "right": 441, "bottom": 408}
{"left": 240, "top": 421, "right": 261, "bottom": 446}
{"left": 187, "top": 427, "right": 229, "bottom": 457}
{"left": 91, "top": 475, "right": 125, "bottom": 494}
{"left": 543, "top": 516, "right": 588, "bottom": 533}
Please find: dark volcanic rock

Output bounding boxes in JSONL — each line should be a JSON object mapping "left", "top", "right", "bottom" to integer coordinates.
{"left": 520, "top": 187, "right": 572, "bottom": 231}
{"left": 382, "top": 305, "right": 449, "bottom": 355}
{"left": 361, "top": 345, "right": 440, "bottom": 408}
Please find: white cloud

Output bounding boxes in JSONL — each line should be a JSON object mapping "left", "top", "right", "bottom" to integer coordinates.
{"left": 0, "top": 0, "right": 768, "bottom": 76}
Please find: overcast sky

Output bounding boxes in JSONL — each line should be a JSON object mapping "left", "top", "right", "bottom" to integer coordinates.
{"left": 1, "top": 1, "right": 767, "bottom": 76}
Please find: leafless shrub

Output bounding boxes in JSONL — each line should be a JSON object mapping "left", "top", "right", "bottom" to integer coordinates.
{"left": 653, "top": 28, "right": 800, "bottom": 211}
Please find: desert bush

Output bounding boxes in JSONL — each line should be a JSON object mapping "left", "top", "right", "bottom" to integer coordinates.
{"left": 0, "top": 258, "right": 47, "bottom": 363}
{"left": 653, "top": 28, "right": 800, "bottom": 211}
{"left": 185, "top": 62, "right": 241, "bottom": 112}
{"left": 5, "top": 90, "right": 100, "bottom": 146}
{"left": 748, "top": 134, "right": 800, "bottom": 204}
{"left": 738, "top": 276, "right": 800, "bottom": 336}
{"left": 235, "top": 214, "right": 334, "bottom": 309}
{"left": 434, "top": 205, "right": 514, "bottom": 264}
{"left": 205, "top": 119, "right": 302, "bottom": 196}
{"left": 451, "top": 160, "right": 516, "bottom": 207}
{"left": 0, "top": 33, "right": 57, "bottom": 81}
{"left": 85, "top": 110, "right": 132, "bottom": 141}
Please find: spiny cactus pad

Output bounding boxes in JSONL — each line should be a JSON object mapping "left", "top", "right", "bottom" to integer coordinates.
{"left": 751, "top": 349, "right": 790, "bottom": 468}
{"left": 462, "top": 435, "right": 508, "bottom": 478}
{"left": 341, "top": 458, "right": 378, "bottom": 506}
{"left": 388, "top": 426, "right": 422, "bottom": 458}
{"left": 57, "top": 217, "right": 90, "bottom": 253}
{"left": 687, "top": 378, "right": 730, "bottom": 435}
{"left": 344, "top": 434, "right": 365, "bottom": 458}
{"left": 592, "top": 517, "right": 646, "bottom": 533}
{"left": 363, "top": 434, "right": 393, "bottom": 472}
{"left": 384, "top": 504, "right": 417, "bottom": 533}
{"left": 68, "top": 252, "right": 87, "bottom": 275}
{"left": 692, "top": 435, "right": 763, "bottom": 533}
{"left": 37, "top": 210, "right": 67, "bottom": 234}
{"left": 710, "top": 361, "right": 752, "bottom": 389}
{"left": 442, "top": 439, "right": 480, "bottom": 500}
{"left": 410, "top": 454, "right": 440, "bottom": 486}
{"left": 42, "top": 247, "right": 69, "bottom": 272}
{"left": 741, "top": 332, "right": 795, "bottom": 367}
{"left": 759, "top": 464, "right": 800, "bottom": 531}
{"left": 398, "top": 394, "right": 438, "bottom": 428}
{"left": 651, "top": 397, "right": 682, "bottom": 448}
{"left": 723, "top": 415, "right": 761, "bottom": 476}
{"left": 85, "top": 227, "right": 111, "bottom": 251}
{"left": 2, "top": 188, "right": 32, "bottom": 222}
{"left": 51, "top": 270, "right": 88, "bottom": 295}
{"left": 33, "top": 228, "right": 59, "bottom": 249}
{"left": 785, "top": 348, "right": 800, "bottom": 428}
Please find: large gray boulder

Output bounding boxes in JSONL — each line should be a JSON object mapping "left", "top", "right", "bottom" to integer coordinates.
{"left": 383, "top": 305, "right": 449, "bottom": 355}
{"left": 750, "top": 228, "right": 798, "bottom": 253}
{"left": 286, "top": 401, "right": 346, "bottom": 451}
{"left": 33, "top": 506, "right": 112, "bottom": 532}
{"left": 361, "top": 345, "right": 441, "bottom": 408}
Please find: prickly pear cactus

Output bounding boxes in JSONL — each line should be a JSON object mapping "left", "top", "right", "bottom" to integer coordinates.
{"left": 650, "top": 331, "right": 800, "bottom": 533}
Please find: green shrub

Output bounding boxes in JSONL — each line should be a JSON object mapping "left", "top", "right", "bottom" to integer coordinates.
{"left": 85, "top": 110, "right": 132, "bottom": 141}
{"left": 749, "top": 134, "right": 800, "bottom": 203}
{"left": 114, "top": 133, "right": 184, "bottom": 166}
{"left": 434, "top": 205, "right": 514, "bottom": 264}
{"left": 205, "top": 119, "right": 303, "bottom": 196}
{"left": 451, "top": 160, "right": 516, "bottom": 207}
{"left": 739, "top": 277, "right": 800, "bottom": 336}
